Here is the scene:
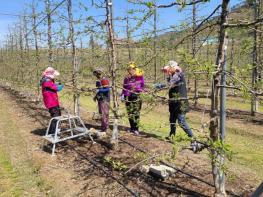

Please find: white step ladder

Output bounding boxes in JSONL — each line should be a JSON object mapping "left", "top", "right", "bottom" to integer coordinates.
{"left": 43, "top": 113, "right": 95, "bottom": 156}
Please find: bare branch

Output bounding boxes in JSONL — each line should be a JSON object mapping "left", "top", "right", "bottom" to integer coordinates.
{"left": 157, "top": 0, "right": 208, "bottom": 8}
{"left": 194, "top": 4, "right": 221, "bottom": 32}
{"left": 170, "top": 22, "right": 218, "bottom": 50}
{"left": 225, "top": 17, "right": 263, "bottom": 28}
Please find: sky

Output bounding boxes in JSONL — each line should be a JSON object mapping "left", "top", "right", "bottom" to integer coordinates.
{"left": 0, "top": 0, "right": 242, "bottom": 47}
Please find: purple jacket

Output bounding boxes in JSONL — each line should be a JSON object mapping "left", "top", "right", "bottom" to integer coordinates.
{"left": 122, "top": 75, "right": 145, "bottom": 97}
{"left": 40, "top": 77, "right": 60, "bottom": 109}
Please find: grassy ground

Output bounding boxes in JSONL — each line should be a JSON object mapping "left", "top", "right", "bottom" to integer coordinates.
{"left": 196, "top": 97, "right": 263, "bottom": 112}
{"left": 0, "top": 148, "right": 22, "bottom": 196}
{"left": 68, "top": 93, "right": 263, "bottom": 184}
{"left": 0, "top": 94, "right": 53, "bottom": 197}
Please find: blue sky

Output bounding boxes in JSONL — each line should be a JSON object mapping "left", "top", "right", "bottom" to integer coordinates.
{"left": 0, "top": 0, "right": 242, "bottom": 46}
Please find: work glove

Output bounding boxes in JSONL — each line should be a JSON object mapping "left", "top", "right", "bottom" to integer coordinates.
{"left": 120, "top": 94, "right": 125, "bottom": 102}
{"left": 93, "top": 93, "right": 97, "bottom": 102}
{"left": 153, "top": 83, "right": 166, "bottom": 90}
{"left": 57, "top": 84, "right": 64, "bottom": 92}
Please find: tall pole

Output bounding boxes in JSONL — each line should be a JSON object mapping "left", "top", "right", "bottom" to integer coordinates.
{"left": 209, "top": 0, "right": 229, "bottom": 196}
{"left": 251, "top": 0, "right": 259, "bottom": 116}
{"left": 192, "top": 0, "right": 198, "bottom": 106}
{"left": 220, "top": 38, "right": 228, "bottom": 140}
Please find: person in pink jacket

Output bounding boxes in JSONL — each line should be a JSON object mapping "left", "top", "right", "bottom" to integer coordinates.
{"left": 40, "top": 67, "right": 64, "bottom": 134}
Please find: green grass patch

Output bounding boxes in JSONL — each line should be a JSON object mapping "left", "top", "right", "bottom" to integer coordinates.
{"left": 197, "top": 97, "right": 263, "bottom": 112}
{"left": 226, "top": 128, "right": 263, "bottom": 180}
{"left": 0, "top": 96, "right": 54, "bottom": 196}
{"left": 0, "top": 147, "right": 22, "bottom": 197}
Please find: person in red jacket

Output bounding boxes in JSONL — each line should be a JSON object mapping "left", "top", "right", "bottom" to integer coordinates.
{"left": 40, "top": 66, "right": 64, "bottom": 134}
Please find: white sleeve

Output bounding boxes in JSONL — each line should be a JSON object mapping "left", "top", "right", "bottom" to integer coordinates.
{"left": 169, "top": 73, "right": 181, "bottom": 86}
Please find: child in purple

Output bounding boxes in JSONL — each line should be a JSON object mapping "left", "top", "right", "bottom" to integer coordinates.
{"left": 121, "top": 63, "right": 144, "bottom": 135}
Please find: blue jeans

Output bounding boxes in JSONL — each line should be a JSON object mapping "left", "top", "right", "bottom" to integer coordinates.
{"left": 169, "top": 113, "right": 193, "bottom": 137}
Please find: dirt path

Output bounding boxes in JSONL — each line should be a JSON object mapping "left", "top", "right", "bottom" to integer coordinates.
{"left": 0, "top": 89, "right": 83, "bottom": 196}
{"left": 0, "top": 86, "right": 260, "bottom": 196}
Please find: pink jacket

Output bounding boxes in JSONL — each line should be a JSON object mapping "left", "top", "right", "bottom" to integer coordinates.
{"left": 41, "top": 77, "right": 59, "bottom": 109}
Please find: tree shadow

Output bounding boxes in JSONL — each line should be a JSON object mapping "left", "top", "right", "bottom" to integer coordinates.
{"left": 31, "top": 128, "right": 47, "bottom": 136}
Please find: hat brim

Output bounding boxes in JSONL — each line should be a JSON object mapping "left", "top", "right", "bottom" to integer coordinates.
{"left": 54, "top": 70, "right": 60, "bottom": 76}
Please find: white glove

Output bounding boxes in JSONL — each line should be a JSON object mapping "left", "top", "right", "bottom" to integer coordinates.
{"left": 120, "top": 95, "right": 125, "bottom": 102}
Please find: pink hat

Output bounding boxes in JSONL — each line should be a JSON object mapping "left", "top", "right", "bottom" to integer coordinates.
{"left": 42, "top": 66, "right": 60, "bottom": 79}
{"left": 161, "top": 61, "right": 182, "bottom": 73}
{"left": 161, "top": 65, "right": 170, "bottom": 74}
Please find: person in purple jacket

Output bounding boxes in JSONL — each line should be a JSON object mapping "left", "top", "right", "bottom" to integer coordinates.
{"left": 121, "top": 63, "right": 145, "bottom": 135}
{"left": 40, "top": 66, "right": 64, "bottom": 134}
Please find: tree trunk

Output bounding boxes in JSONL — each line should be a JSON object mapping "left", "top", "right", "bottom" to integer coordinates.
{"left": 67, "top": 0, "right": 79, "bottom": 115}
{"left": 126, "top": 17, "right": 132, "bottom": 61}
{"left": 45, "top": 0, "right": 53, "bottom": 66}
{"left": 23, "top": 16, "right": 29, "bottom": 52}
{"left": 19, "top": 19, "right": 25, "bottom": 83}
{"left": 32, "top": 4, "right": 40, "bottom": 96}
{"left": 209, "top": 0, "right": 230, "bottom": 196}
{"left": 90, "top": 33, "right": 95, "bottom": 66}
{"left": 153, "top": 7, "right": 157, "bottom": 83}
{"left": 105, "top": 0, "right": 119, "bottom": 145}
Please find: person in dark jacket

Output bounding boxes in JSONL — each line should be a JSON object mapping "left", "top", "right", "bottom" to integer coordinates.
{"left": 93, "top": 68, "right": 110, "bottom": 137}
{"left": 40, "top": 66, "right": 64, "bottom": 134}
{"left": 159, "top": 61, "right": 193, "bottom": 138}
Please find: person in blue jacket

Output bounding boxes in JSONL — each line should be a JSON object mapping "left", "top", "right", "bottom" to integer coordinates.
{"left": 93, "top": 68, "right": 110, "bottom": 137}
